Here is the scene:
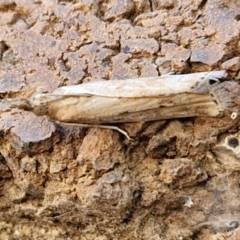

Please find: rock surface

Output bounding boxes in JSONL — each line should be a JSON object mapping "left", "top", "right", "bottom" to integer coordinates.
{"left": 0, "top": 0, "right": 240, "bottom": 239}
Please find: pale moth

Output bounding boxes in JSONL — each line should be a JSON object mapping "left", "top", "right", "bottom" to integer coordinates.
{"left": 3, "top": 70, "right": 240, "bottom": 139}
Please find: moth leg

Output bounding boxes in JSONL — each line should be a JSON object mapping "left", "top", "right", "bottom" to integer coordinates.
{"left": 55, "top": 121, "right": 132, "bottom": 140}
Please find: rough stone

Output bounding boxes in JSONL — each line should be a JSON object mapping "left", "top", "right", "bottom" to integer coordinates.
{"left": 159, "top": 158, "right": 208, "bottom": 187}
{"left": 0, "top": 0, "right": 240, "bottom": 239}
{"left": 121, "top": 38, "right": 159, "bottom": 56}
{"left": 77, "top": 128, "right": 125, "bottom": 174}
{"left": 221, "top": 57, "right": 240, "bottom": 71}
{"left": 0, "top": 73, "right": 25, "bottom": 93}
{"left": 190, "top": 43, "right": 225, "bottom": 66}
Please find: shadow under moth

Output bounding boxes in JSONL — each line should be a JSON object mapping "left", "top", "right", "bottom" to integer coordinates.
{"left": 2, "top": 70, "right": 240, "bottom": 139}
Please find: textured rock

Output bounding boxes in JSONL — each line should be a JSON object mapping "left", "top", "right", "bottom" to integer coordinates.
{"left": 0, "top": 0, "right": 240, "bottom": 239}
{"left": 190, "top": 43, "right": 225, "bottom": 66}
{"left": 159, "top": 158, "right": 208, "bottom": 187}
{"left": 0, "top": 73, "right": 25, "bottom": 93}
{"left": 121, "top": 38, "right": 159, "bottom": 55}
{"left": 0, "top": 111, "right": 55, "bottom": 153}
{"left": 76, "top": 168, "right": 136, "bottom": 218}
{"left": 77, "top": 128, "right": 125, "bottom": 173}
{"left": 221, "top": 57, "right": 240, "bottom": 71}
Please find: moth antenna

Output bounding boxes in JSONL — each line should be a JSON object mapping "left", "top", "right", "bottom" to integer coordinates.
{"left": 3, "top": 98, "right": 32, "bottom": 111}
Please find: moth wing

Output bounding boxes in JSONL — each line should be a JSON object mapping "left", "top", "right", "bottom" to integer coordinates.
{"left": 52, "top": 71, "right": 226, "bottom": 98}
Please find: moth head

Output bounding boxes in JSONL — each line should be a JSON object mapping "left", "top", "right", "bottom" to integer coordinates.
{"left": 29, "top": 92, "right": 49, "bottom": 116}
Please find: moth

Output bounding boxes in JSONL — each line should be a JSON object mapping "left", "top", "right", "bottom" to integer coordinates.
{"left": 3, "top": 70, "right": 240, "bottom": 139}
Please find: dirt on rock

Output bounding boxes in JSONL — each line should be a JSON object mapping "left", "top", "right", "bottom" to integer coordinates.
{"left": 1, "top": 0, "right": 240, "bottom": 239}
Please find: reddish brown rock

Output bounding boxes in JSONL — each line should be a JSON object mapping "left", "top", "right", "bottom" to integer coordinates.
{"left": 0, "top": 0, "right": 240, "bottom": 239}
{"left": 190, "top": 43, "right": 225, "bottom": 66}
{"left": 77, "top": 128, "right": 125, "bottom": 173}
{"left": 0, "top": 73, "right": 25, "bottom": 93}
{"left": 159, "top": 158, "right": 208, "bottom": 187}
{"left": 76, "top": 168, "right": 137, "bottom": 221}
{"left": 0, "top": 111, "right": 55, "bottom": 153}
{"left": 121, "top": 38, "right": 159, "bottom": 56}
{"left": 221, "top": 57, "right": 240, "bottom": 71}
